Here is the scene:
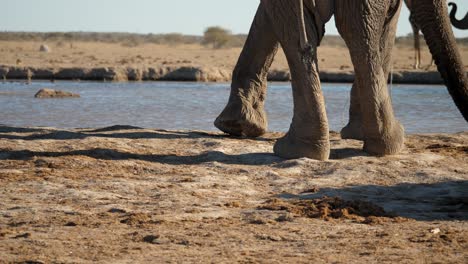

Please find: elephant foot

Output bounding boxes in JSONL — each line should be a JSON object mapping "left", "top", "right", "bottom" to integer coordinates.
{"left": 363, "top": 122, "right": 405, "bottom": 156}
{"left": 340, "top": 122, "right": 364, "bottom": 140}
{"left": 214, "top": 102, "right": 267, "bottom": 137}
{"left": 273, "top": 132, "right": 330, "bottom": 161}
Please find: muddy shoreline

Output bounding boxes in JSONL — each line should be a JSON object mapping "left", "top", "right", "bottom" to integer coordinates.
{"left": 0, "top": 65, "right": 453, "bottom": 84}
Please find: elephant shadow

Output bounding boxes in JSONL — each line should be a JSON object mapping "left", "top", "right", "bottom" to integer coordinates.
{"left": 0, "top": 125, "right": 376, "bottom": 165}
{"left": 0, "top": 125, "right": 275, "bottom": 142}
{"left": 0, "top": 125, "right": 364, "bottom": 162}
{"left": 0, "top": 124, "right": 223, "bottom": 141}
{"left": 0, "top": 124, "right": 281, "bottom": 165}
{"left": 0, "top": 148, "right": 284, "bottom": 166}
{"left": 278, "top": 181, "right": 468, "bottom": 221}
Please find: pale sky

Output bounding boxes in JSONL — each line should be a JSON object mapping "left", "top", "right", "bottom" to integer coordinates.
{"left": 1, "top": 0, "right": 467, "bottom": 37}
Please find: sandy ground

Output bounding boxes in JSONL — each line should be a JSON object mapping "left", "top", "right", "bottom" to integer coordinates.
{"left": 0, "top": 125, "right": 466, "bottom": 263}
{"left": 3, "top": 40, "right": 468, "bottom": 71}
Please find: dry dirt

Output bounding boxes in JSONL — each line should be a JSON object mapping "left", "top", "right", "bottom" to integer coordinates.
{"left": 3, "top": 40, "right": 468, "bottom": 71}
{"left": 0, "top": 125, "right": 467, "bottom": 263}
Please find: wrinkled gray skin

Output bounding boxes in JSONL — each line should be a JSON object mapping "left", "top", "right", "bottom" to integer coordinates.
{"left": 215, "top": 0, "right": 468, "bottom": 160}
{"left": 449, "top": 2, "right": 468, "bottom": 30}
{"left": 342, "top": 0, "right": 468, "bottom": 142}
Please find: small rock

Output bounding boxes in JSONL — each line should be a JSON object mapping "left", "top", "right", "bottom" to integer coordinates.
{"left": 39, "top": 44, "right": 50, "bottom": 53}
{"left": 224, "top": 201, "right": 241, "bottom": 208}
{"left": 430, "top": 228, "right": 441, "bottom": 234}
{"left": 108, "top": 208, "right": 127, "bottom": 214}
{"left": 299, "top": 187, "right": 320, "bottom": 194}
{"left": 265, "top": 170, "right": 280, "bottom": 178}
{"left": 142, "top": 235, "right": 171, "bottom": 245}
{"left": 34, "top": 88, "right": 80, "bottom": 99}
{"left": 276, "top": 214, "right": 294, "bottom": 222}
{"left": 120, "top": 212, "right": 151, "bottom": 225}
{"left": 19, "top": 261, "right": 44, "bottom": 264}
{"left": 177, "top": 239, "right": 190, "bottom": 246}
{"left": 249, "top": 217, "right": 268, "bottom": 225}
{"left": 256, "top": 234, "right": 283, "bottom": 242}
{"left": 34, "top": 159, "right": 49, "bottom": 167}
{"left": 13, "top": 233, "right": 31, "bottom": 239}
{"left": 143, "top": 235, "right": 160, "bottom": 244}
{"left": 64, "top": 222, "right": 77, "bottom": 227}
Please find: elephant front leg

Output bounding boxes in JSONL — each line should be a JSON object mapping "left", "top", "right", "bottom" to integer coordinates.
{"left": 266, "top": 0, "right": 330, "bottom": 160}
{"left": 214, "top": 2, "right": 279, "bottom": 137}
{"left": 273, "top": 51, "right": 330, "bottom": 160}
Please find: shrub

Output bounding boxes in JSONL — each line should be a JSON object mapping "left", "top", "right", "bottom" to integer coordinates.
{"left": 202, "top": 26, "right": 232, "bottom": 49}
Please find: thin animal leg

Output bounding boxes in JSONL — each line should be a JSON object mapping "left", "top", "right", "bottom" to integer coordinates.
{"left": 410, "top": 14, "right": 422, "bottom": 69}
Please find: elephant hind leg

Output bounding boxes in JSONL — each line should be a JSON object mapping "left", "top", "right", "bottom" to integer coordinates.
{"left": 214, "top": 2, "right": 279, "bottom": 137}
{"left": 336, "top": 0, "right": 404, "bottom": 156}
{"left": 340, "top": 82, "right": 364, "bottom": 140}
{"left": 340, "top": 0, "right": 401, "bottom": 142}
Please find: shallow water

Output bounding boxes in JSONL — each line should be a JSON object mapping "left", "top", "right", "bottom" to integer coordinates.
{"left": 0, "top": 81, "right": 466, "bottom": 133}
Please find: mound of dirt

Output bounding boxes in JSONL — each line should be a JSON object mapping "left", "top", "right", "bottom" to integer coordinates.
{"left": 259, "top": 197, "right": 408, "bottom": 224}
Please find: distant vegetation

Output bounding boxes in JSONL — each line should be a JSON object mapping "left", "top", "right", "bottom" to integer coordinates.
{"left": 0, "top": 32, "right": 203, "bottom": 46}
{"left": 0, "top": 31, "right": 466, "bottom": 48}
{"left": 203, "top": 27, "right": 230, "bottom": 48}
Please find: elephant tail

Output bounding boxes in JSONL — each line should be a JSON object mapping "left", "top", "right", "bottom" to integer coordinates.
{"left": 298, "top": 0, "right": 309, "bottom": 50}
{"left": 449, "top": 2, "right": 468, "bottom": 30}
{"left": 413, "top": 0, "right": 468, "bottom": 122}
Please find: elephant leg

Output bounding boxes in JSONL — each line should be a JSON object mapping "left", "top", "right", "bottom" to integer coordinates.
{"left": 264, "top": 0, "right": 330, "bottom": 160}
{"left": 214, "top": 2, "right": 279, "bottom": 137}
{"left": 340, "top": 82, "right": 364, "bottom": 140}
{"left": 336, "top": 0, "right": 404, "bottom": 156}
{"left": 341, "top": 0, "right": 400, "bottom": 142}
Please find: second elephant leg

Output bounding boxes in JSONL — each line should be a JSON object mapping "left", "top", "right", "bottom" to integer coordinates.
{"left": 340, "top": 0, "right": 401, "bottom": 143}
{"left": 214, "top": 2, "right": 279, "bottom": 137}
{"left": 336, "top": 0, "right": 404, "bottom": 155}
{"left": 340, "top": 82, "right": 364, "bottom": 140}
{"left": 265, "top": 0, "right": 330, "bottom": 160}
{"left": 340, "top": 38, "right": 396, "bottom": 141}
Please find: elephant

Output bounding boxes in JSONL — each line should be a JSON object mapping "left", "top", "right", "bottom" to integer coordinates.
{"left": 406, "top": 1, "right": 466, "bottom": 69}
{"left": 214, "top": 0, "right": 468, "bottom": 161}
{"left": 449, "top": 2, "right": 468, "bottom": 30}
{"left": 404, "top": 0, "right": 432, "bottom": 69}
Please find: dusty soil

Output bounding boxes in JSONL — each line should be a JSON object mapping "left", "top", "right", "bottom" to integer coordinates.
{"left": 3, "top": 40, "right": 468, "bottom": 71}
{"left": 0, "top": 125, "right": 467, "bottom": 263}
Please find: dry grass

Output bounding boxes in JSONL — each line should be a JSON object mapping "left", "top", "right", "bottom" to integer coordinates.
{"left": 2, "top": 39, "right": 467, "bottom": 72}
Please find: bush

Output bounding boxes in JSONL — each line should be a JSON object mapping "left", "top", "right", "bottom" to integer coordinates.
{"left": 203, "top": 26, "right": 232, "bottom": 49}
